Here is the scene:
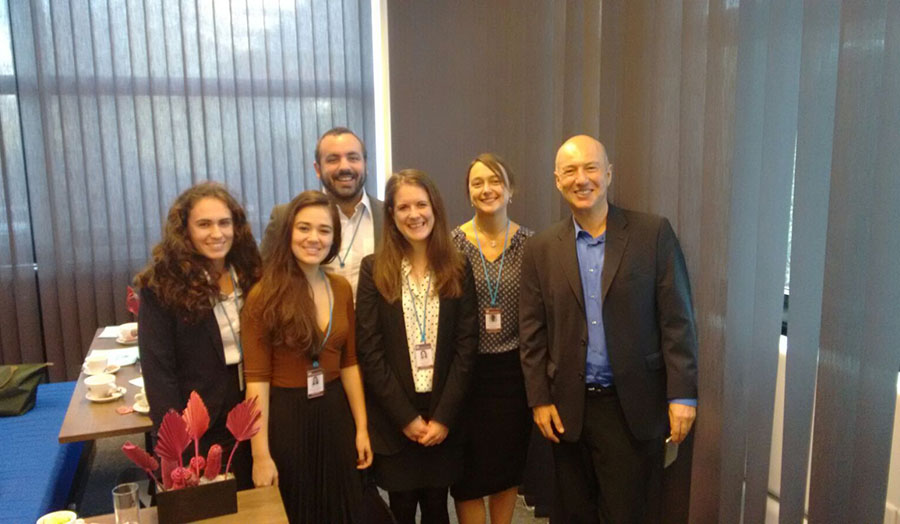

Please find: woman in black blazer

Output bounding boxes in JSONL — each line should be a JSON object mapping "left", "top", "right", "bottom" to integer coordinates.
{"left": 136, "top": 182, "right": 261, "bottom": 489}
{"left": 356, "top": 170, "right": 478, "bottom": 524}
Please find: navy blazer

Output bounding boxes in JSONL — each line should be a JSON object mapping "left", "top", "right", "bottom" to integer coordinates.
{"left": 355, "top": 254, "right": 479, "bottom": 455}
{"left": 519, "top": 205, "right": 698, "bottom": 441}
{"left": 138, "top": 287, "right": 243, "bottom": 438}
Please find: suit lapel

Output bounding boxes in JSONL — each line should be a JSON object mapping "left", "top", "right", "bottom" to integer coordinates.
{"left": 387, "top": 299, "right": 417, "bottom": 398}
{"left": 557, "top": 219, "right": 584, "bottom": 310}
{"left": 203, "top": 310, "right": 226, "bottom": 366}
{"left": 601, "top": 205, "right": 628, "bottom": 301}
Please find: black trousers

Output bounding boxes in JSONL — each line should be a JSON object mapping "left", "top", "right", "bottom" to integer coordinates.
{"left": 551, "top": 389, "right": 663, "bottom": 524}
{"left": 388, "top": 487, "right": 450, "bottom": 524}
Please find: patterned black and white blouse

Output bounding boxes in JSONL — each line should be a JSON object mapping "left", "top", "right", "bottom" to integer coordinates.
{"left": 452, "top": 225, "right": 534, "bottom": 354}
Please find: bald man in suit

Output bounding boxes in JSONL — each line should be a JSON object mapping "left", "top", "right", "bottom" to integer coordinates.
{"left": 519, "top": 135, "right": 698, "bottom": 523}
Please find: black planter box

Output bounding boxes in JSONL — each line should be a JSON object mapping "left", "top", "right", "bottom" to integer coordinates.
{"left": 156, "top": 475, "right": 237, "bottom": 523}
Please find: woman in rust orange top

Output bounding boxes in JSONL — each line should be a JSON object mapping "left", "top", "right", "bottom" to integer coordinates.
{"left": 241, "top": 191, "right": 372, "bottom": 524}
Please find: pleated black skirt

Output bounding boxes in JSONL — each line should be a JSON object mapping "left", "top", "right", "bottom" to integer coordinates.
{"left": 269, "top": 380, "right": 363, "bottom": 524}
{"left": 450, "top": 350, "right": 532, "bottom": 501}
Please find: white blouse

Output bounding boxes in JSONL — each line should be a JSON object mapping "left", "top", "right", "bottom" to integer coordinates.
{"left": 213, "top": 273, "right": 243, "bottom": 366}
{"left": 400, "top": 258, "right": 440, "bottom": 393}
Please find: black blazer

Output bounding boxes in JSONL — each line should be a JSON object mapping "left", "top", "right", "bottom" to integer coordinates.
{"left": 355, "top": 255, "right": 479, "bottom": 455}
{"left": 138, "top": 287, "right": 243, "bottom": 438}
{"left": 260, "top": 194, "right": 384, "bottom": 259}
{"left": 519, "top": 205, "right": 698, "bottom": 441}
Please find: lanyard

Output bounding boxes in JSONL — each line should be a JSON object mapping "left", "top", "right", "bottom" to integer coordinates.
{"left": 336, "top": 207, "right": 365, "bottom": 268}
{"left": 473, "top": 219, "right": 510, "bottom": 307}
{"left": 404, "top": 270, "right": 432, "bottom": 343}
{"left": 313, "top": 270, "right": 334, "bottom": 368}
{"left": 217, "top": 266, "right": 243, "bottom": 358}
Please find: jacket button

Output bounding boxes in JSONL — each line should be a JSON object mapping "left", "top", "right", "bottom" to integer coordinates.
{"left": 580, "top": 339, "right": 587, "bottom": 346}
{"left": 578, "top": 372, "right": 585, "bottom": 379}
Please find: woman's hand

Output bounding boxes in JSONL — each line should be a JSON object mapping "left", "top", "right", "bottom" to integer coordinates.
{"left": 252, "top": 455, "right": 278, "bottom": 487}
{"left": 356, "top": 429, "right": 373, "bottom": 469}
{"left": 417, "top": 420, "right": 449, "bottom": 447}
{"left": 402, "top": 415, "right": 428, "bottom": 442}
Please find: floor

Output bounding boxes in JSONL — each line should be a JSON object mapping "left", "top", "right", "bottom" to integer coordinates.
{"left": 74, "top": 433, "right": 550, "bottom": 523}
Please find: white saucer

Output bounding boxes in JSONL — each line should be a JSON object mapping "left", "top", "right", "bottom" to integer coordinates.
{"left": 82, "top": 364, "right": 120, "bottom": 376}
{"left": 133, "top": 402, "right": 150, "bottom": 414}
{"left": 86, "top": 386, "right": 127, "bottom": 402}
{"left": 116, "top": 335, "right": 138, "bottom": 345}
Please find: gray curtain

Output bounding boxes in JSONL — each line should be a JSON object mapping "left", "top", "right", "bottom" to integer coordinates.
{"left": 0, "top": 0, "right": 375, "bottom": 381}
{"left": 387, "top": 0, "right": 900, "bottom": 522}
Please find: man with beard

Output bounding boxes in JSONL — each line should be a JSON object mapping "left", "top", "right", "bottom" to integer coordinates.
{"left": 262, "top": 127, "right": 384, "bottom": 297}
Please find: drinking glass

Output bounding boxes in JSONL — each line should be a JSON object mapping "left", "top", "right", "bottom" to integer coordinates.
{"left": 112, "top": 482, "right": 141, "bottom": 524}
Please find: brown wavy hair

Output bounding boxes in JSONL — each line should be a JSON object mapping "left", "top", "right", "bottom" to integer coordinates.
{"left": 134, "top": 182, "right": 261, "bottom": 323}
{"left": 251, "top": 191, "right": 341, "bottom": 359}
{"left": 374, "top": 169, "right": 464, "bottom": 302}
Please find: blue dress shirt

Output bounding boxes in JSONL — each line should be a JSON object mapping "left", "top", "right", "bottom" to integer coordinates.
{"left": 573, "top": 218, "right": 696, "bottom": 407}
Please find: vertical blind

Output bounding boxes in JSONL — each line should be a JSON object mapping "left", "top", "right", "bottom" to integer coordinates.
{"left": 0, "top": 0, "right": 376, "bottom": 380}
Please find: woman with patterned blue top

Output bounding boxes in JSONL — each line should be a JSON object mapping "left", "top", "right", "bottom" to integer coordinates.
{"left": 450, "top": 154, "right": 534, "bottom": 524}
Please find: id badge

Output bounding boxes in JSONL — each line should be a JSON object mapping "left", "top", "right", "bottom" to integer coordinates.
{"left": 484, "top": 307, "right": 502, "bottom": 333}
{"left": 414, "top": 343, "right": 435, "bottom": 370}
{"left": 307, "top": 368, "right": 325, "bottom": 399}
{"left": 237, "top": 361, "right": 245, "bottom": 392}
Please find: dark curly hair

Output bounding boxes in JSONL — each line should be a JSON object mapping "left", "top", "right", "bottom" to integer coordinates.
{"left": 250, "top": 191, "right": 341, "bottom": 360}
{"left": 134, "top": 182, "right": 261, "bottom": 322}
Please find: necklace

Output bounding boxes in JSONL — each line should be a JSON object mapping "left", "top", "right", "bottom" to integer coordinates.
{"left": 474, "top": 220, "right": 505, "bottom": 248}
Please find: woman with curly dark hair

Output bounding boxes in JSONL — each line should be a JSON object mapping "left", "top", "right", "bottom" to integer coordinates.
{"left": 135, "top": 181, "right": 261, "bottom": 489}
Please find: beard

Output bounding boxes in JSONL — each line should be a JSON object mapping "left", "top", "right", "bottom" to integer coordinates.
{"left": 323, "top": 168, "right": 367, "bottom": 202}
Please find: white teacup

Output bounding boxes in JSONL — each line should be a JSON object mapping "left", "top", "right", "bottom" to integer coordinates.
{"left": 84, "top": 355, "right": 108, "bottom": 374}
{"left": 134, "top": 389, "right": 149, "bottom": 409}
{"left": 85, "top": 373, "right": 118, "bottom": 398}
{"left": 36, "top": 510, "right": 79, "bottom": 524}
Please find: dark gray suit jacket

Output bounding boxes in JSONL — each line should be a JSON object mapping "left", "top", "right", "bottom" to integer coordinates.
{"left": 519, "top": 205, "right": 698, "bottom": 441}
{"left": 259, "top": 193, "right": 384, "bottom": 259}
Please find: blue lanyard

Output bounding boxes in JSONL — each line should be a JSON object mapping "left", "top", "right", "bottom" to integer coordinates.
{"left": 473, "top": 219, "right": 510, "bottom": 307}
{"left": 313, "top": 270, "right": 334, "bottom": 368}
{"left": 336, "top": 207, "right": 365, "bottom": 268}
{"left": 404, "top": 270, "right": 432, "bottom": 343}
{"left": 218, "top": 266, "right": 243, "bottom": 358}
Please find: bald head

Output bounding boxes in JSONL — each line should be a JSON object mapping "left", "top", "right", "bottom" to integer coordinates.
{"left": 554, "top": 135, "right": 612, "bottom": 216}
{"left": 555, "top": 135, "right": 609, "bottom": 172}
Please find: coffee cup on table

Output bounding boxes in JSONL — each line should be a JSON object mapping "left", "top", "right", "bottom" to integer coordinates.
{"left": 85, "top": 373, "right": 118, "bottom": 398}
{"left": 84, "top": 355, "right": 108, "bottom": 374}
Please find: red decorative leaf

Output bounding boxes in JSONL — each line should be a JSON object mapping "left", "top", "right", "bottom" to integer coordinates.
{"left": 204, "top": 444, "right": 223, "bottom": 480}
{"left": 122, "top": 441, "right": 159, "bottom": 472}
{"left": 224, "top": 397, "right": 261, "bottom": 474}
{"left": 126, "top": 286, "right": 140, "bottom": 317}
{"left": 182, "top": 390, "right": 210, "bottom": 464}
{"left": 226, "top": 396, "right": 261, "bottom": 442}
{"left": 161, "top": 457, "right": 177, "bottom": 490}
{"left": 155, "top": 410, "right": 191, "bottom": 467}
{"left": 122, "top": 441, "right": 160, "bottom": 486}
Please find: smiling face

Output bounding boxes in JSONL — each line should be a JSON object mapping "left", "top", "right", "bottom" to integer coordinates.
{"left": 554, "top": 136, "right": 612, "bottom": 214}
{"left": 291, "top": 205, "right": 335, "bottom": 271}
{"left": 315, "top": 133, "right": 367, "bottom": 204}
{"left": 392, "top": 183, "right": 435, "bottom": 248}
{"left": 467, "top": 161, "right": 509, "bottom": 216}
{"left": 187, "top": 197, "right": 234, "bottom": 267}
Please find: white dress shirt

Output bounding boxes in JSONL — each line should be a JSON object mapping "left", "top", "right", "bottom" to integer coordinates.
{"left": 323, "top": 190, "right": 375, "bottom": 300}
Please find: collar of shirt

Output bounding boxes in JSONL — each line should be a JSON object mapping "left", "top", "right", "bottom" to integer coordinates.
{"left": 334, "top": 189, "right": 372, "bottom": 222}
{"left": 573, "top": 216, "right": 607, "bottom": 245}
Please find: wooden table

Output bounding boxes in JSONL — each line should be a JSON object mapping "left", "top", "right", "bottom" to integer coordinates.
{"left": 58, "top": 329, "right": 153, "bottom": 443}
{"left": 84, "top": 486, "right": 289, "bottom": 523}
